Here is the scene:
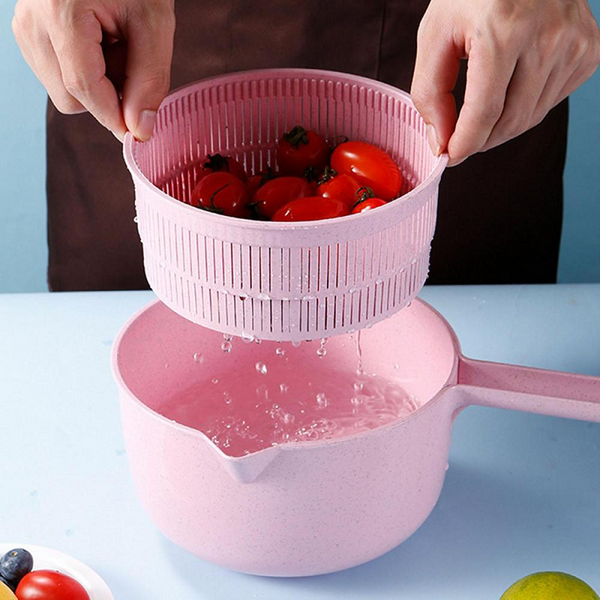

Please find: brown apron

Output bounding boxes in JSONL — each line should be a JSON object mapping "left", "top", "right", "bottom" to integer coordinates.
{"left": 46, "top": 0, "right": 567, "bottom": 291}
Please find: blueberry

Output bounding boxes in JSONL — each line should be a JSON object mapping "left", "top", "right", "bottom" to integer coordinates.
{"left": 0, "top": 548, "right": 33, "bottom": 587}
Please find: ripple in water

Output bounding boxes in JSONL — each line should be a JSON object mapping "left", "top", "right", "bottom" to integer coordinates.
{"left": 159, "top": 350, "right": 419, "bottom": 457}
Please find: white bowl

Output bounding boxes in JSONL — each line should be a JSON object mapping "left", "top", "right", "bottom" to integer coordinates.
{"left": 0, "top": 544, "right": 113, "bottom": 600}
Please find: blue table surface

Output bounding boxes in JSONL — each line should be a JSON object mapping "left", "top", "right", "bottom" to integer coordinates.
{"left": 1, "top": 284, "right": 599, "bottom": 600}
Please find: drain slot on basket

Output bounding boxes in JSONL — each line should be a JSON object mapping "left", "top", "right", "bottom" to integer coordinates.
{"left": 126, "top": 69, "right": 446, "bottom": 341}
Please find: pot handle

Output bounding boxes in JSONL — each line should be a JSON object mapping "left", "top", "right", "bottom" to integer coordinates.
{"left": 455, "top": 356, "right": 600, "bottom": 423}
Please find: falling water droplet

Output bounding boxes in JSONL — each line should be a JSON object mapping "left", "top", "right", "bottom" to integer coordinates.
{"left": 212, "top": 378, "right": 219, "bottom": 384}
{"left": 133, "top": 216, "right": 139, "bottom": 223}
{"left": 316, "top": 338, "right": 327, "bottom": 358}
{"left": 223, "top": 334, "right": 233, "bottom": 342}
{"left": 224, "top": 393, "right": 232, "bottom": 405}
{"left": 193, "top": 353, "right": 205, "bottom": 364}
{"left": 282, "top": 413, "right": 295, "bottom": 424}
{"left": 354, "top": 381, "right": 364, "bottom": 393}
{"left": 239, "top": 293, "right": 248, "bottom": 300}
{"left": 355, "top": 330, "right": 364, "bottom": 374}
{"left": 351, "top": 396, "right": 363, "bottom": 406}
{"left": 258, "top": 292, "right": 270, "bottom": 300}
{"left": 280, "top": 383, "right": 289, "bottom": 394}
{"left": 254, "top": 338, "right": 262, "bottom": 345}
{"left": 291, "top": 340, "right": 302, "bottom": 348}
{"left": 275, "top": 346, "right": 286, "bottom": 357}
{"left": 221, "top": 340, "right": 232, "bottom": 353}
{"left": 255, "top": 362, "right": 268, "bottom": 375}
{"left": 241, "top": 333, "right": 254, "bottom": 344}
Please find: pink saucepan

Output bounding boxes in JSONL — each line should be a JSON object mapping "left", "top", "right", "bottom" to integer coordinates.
{"left": 111, "top": 298, "right": 600, "bottom": 577}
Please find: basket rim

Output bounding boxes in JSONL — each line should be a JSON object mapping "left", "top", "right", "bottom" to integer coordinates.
{"left": 123, "top": 67, "right": 448, "bottom": 231}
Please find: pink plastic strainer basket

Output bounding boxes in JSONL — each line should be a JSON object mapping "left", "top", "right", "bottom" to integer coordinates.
{"left": 123, "top": 68, "right": 447, "bottom": 342}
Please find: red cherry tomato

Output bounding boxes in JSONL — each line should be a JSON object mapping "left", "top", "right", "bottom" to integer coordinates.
{"left": 330, "top": 141, "right": 402, "bottom": 201}
{"left": 246, "top": 175, "right": 263, "bottom": 200}
{"left": 276, "top": 126, "right": 329, "bottom": 177}
{"left": 302, "top": 166, "right": 323, "bottom": 190}
{"left": 316, "top": 168, "right": 363, "bottom": 207}
{"left": 272, "top": 197, "right": 350, "bottom": 222}
{"left": 250, "top": 176, "right": 314, "bottom": 219}
{"left": 190, "top": 172, "right": 251, "bottom": 219}
{"left": 192, "top": 153, "right": 248, "bottom": 185}
{"left": 351, "top": 198, "right": 387, "bottom": 214}
{"left": 246, "top": 168, "right": 278, "bottom": 199}
{"left": 303, "top": 177, "right": 319, "bottom": 197}
{"left": 16, "top": 570, "right": 90, "bottom": 600}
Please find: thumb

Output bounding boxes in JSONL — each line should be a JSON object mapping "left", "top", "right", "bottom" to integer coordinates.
{"left": 410, "top": 20, "right": 460, "bottom": 156}
{"left": 122, "top": 7, "right": 175, "bottom": 141}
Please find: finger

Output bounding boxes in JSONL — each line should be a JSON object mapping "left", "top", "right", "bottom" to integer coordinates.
{"left": 523, "top": 62, "right": 572, "bottom": 132}
{"left": 532, "top": 40, "right": 599, "bottom": 127}
{"left": 411, "top": 18, "right": 460, "bottom": 156}
{"left": 12, "top": 13, "right": 84, "bottom": 114}
{"left": 11, "top": 13, "right": 37, "bottom": 71}
{"left": 122, "top": 7, "right": 175, "bottom": 141}
{"left": 554, "top": 54, "right": 600, "bottom": 105}
{"left": 48, "top": 11, "right": 126, "bottom": 139}
{"left": 447, "top": 41, "right": 517, "bottom": 166}
{"left": 481, "top": 56, "right": 553, "bottom": 153}
{"left": 30, "top": 38, "right": 86, "bottom": 114}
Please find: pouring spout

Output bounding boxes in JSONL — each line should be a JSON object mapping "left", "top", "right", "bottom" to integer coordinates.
{"left": 219, "top": 445, "right": 282, "bottom": 484}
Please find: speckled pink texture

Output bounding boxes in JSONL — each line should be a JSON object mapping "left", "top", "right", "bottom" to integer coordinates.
{"left": 112, "top": 299, "right": 600, "bottom": 576}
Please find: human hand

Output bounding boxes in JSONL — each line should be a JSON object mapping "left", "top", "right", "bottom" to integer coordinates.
{"left": 12, "top": 0, "right": 176, "bottom": 141}
{"left": 411, "top": 0, "right": 600, "bottom": 166}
